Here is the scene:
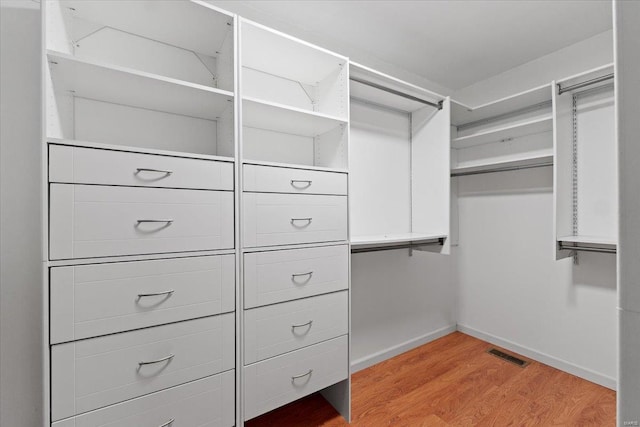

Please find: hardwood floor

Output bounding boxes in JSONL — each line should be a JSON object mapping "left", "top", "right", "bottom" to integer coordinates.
{"left": 246, "top": 332, "right": 616, "bottom": 426}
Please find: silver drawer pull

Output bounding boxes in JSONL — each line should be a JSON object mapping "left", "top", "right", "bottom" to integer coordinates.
{"left": 136, "top": 168, "right": 173, "bottom": 175}
{"left": 291, "top": 320, "right": 313, "bottom": 331}
{"left": 137, "top": 290, "right": 174, "bottom": 299}
{"left": 291, "top": 369, "right": 313, "bottom": 382}
{"left": 291, "top": 180, "right": 312, "bottom": 188}
{"left": 290, "top": 218, "right": 312, "bottom": 226}
{"left": 291, "top": 271, "right": 313, "bottom": 285}
{"left": 158, "top": 419, "right": 175, "bottom": 427}
{"left": 137, "top": 219, "right": 174, "bottom": 224}
{"left": 138, "top": 354, "right": 174, "bottom": 367}
{"left": 292, "top": 271, "right": 313, "bottom": 278}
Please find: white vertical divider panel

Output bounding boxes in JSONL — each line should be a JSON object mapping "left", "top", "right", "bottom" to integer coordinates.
{"left": 616, "top": 0, "right": 640, "bottom": 422}
{"left": 552, "top": 83, "right": 574, "bottom": 259}
{"left": 411, "top": 98, "right": 451, "bottom": 253}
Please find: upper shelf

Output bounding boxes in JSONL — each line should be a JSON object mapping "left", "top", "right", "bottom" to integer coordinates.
{"left": 242, "top": 97, "right": 347, "bottom": 137}
{"left": 47, "top": 51, "right": 233, "bottom": 121}
{"left": 59, "top": 0, "right": 232, "bottom": 57}
{"left": 451, "top": 115, "right": 553, "bottom": 149}
{"left": 350, "top": 62, "right": 444, "bottom": 113}
{"left": 241, "top": 19, "right": 346, "bottom": 85}
{"left": 451, "top": 153, "right": 553, "bottom": 177}
{"left": 556, "top": 63, "right": 614, "bottom": 95}
{"left": 558, "top": 235, "right": 617, "bottom": 246}
{"left": 451, "top": 83, "right": 552, "bottom": 127}
{"left": 350, "top": 232, "right": 447, "bottom": 251}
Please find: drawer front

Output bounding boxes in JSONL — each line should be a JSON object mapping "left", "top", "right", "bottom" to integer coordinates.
{"left": 50, "top": 255, "right": 235, "bottom": 344}
{"left": 243, "top": 335, "right": 348, "bottom": 421}
{"left": 52, "top": 371, "right": 235, "bottom": 427}
{"left": 50, "top": 184, "right": 234, "bottom": 259}
{"left": 244, "top": 245, "right": 349, "bottom": 308}
{"left": 243, "top": 193, "right": 347, "bottom": 248}
{"left": 245, "top": 291, "right": 348, "bottom": 364}
{"left": 243, "top": 164, "right": 347, "bottom": 195}
{"left": 51, "top": 314, "right": 235, "bottom": 421}
{"left": 50, "top": 144, "right": 234, "bottom": 191}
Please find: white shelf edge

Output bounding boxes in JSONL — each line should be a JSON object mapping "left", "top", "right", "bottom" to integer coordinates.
{"left": 242, "top": 159, "right": 348, "bottom": 174}
{"left": 452, "top": 115, "right": 553, "bottom": 148}
{"left": 350, "top": 233, "right": 447, "bottom": 248}
{"left": 556, "top": 63, "right": 614, "bottom": 86}
{"left": 557, "top": 235, "right": 617, "bottom": 247}
{"left": 462, "top": 82, "right": 552, "bottom": 112}
{"left": 242, "top": 96, "right": 347, "bottom": 124}
{"left": 451, "top": 154, "right": 553, "bottom": 175}
{"left": 47, "top": 50, "right": 235, "bottom": 99}
{"left": 47, "top": 138, "right": 235, "bottom": 163}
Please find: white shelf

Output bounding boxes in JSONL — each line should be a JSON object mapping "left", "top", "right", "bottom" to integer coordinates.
{"left": 241, "top": 19, "right": 346, "bottom": 85}
{"left": 558, "top": 235, "right": 617, "bottom": 246}
{"left": 62, "top": 0, "right": 232, "bottom": 56}
{"left": 451, "top": 83, "right": 552, "bottom": 127}
{"left": 451, "top": 116, "right": 553, "bottom": 149}
{"left": 350, "top": 233, "right": 447, "bottom": 250}
{"left": 451, "top": 153, "right": 553, "bottom": 176}
{"left": 243, "top": 159, "right": 348, "bottom": 174}
{"left": 242, "top": 97, "right": 347, "bottom": 137}
{"left": 47, "top": 51, "right": 233, "bottom": 121}
{"left": 557, "top": 63, "right": 614, "bottom": 92}
{"left": 47, "top": 137, "right": 235, "bottom": 163}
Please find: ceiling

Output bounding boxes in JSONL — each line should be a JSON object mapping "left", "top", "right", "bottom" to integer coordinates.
{"left": 212, "top": 0, "right": 612, "bottom": 91}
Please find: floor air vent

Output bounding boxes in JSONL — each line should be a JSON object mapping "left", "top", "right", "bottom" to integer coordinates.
{"left": 487, "top": 348, "right": 530, "bottom": 367}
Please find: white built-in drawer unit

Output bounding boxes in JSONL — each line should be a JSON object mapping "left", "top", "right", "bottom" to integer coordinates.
{"left": 52, "top": 371, "right": 235, "bottom": 427}
{"left": 243, "top": 335, "right": 348, "bottom": 421}
{"left": 50, "top": 255, "right": 235, "bottom": 344}
{"left": 244, "top": 244, "right": 349, "bottom": 308}
{"left": 49, "top": 184, "right": 234, "bottom": 259}
{"left": 245, "top": 291, "right": 348, "bottom": 364}
{"left": 243, "top": 193, "right": 347, "bottom": 247}
{"left": 243, "top": 164, "right": 347, "bottom": 195}
{"left": 51, "top": 313, "right": 235, "bottom": 421}
{"left": 49, "top": 144, "right": 234, "bottom": 191}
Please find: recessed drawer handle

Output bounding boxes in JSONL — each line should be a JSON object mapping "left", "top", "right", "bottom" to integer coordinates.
{"left": 290, "top": 218, "right": 312, "bottom": 226}
{"left": 137, "top": 290, "right": 174, "bottom": 299}
{"left": 291, "top": 369, "right": 313, "bottom": 383}
{"left": 158, "top": 419, "right": 175, "bottom": 427}
{"left": 291, "top": 180, "right": 312, "bottom": 188}
{"left": 137, "top": 219, "right": 174, "bottom": 224}
{"left": 292, "top": 271, "right": 313, "bottom": 279}
{"left": 291, "top": 320, "right": 313, "bottom": 331}
{"left": 138, "top": 354, "right": 175, "bottom": 367}
{"left": 136, "top": 168, "right": 173, "bottom": 176}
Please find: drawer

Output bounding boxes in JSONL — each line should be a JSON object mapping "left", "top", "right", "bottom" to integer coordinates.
{"left": 52, "top": 371, "right": 235, "bottom": 427}
{"left": 50, "top": 255, "right": 235, "bottom": 344}
{"left": 243, "top": 164, "right": 347, "bottom": 195}
{"left": 243, "top": 335, "right": 348, "bottom": 421}
{"left": 51, "top": 313, "right": 235, "bottom": 421}
{"left": 245, "top": 291, "right": 348, "bottom": 364}
{"left": 49, "top": 144, "right": 234, "bottom": 190}
{"left": 244, "top": 244, "right": 349, "bottom": 308}
{"left": 243, "top": 193, "right": 347, "bottom": 248}
{"left": 50, "top": 184, "right": 234, "bottom": 260}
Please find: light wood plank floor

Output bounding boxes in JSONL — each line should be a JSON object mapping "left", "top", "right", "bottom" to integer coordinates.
{"left": 246, "top": 332, "right": 616, "bottom": 426}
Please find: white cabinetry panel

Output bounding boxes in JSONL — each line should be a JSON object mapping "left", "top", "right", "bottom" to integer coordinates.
{"left": 243, "top": 163, "right": 347, "bottom": 195}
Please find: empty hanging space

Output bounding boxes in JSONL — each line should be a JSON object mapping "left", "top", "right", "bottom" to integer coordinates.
{"left": 554, "top": 65, "right": 616, "bottom": 255}
{"left": 349, "top": 63, "right": 450, "bottom": 252}
{"left": 240, "top": 20, "right": 348, "bottom": 170}
{"left": 450, "top": 84, "right": 554, "bottom": 177}
{"left": 44, "top": 0, "right": 235, "bottom": 157}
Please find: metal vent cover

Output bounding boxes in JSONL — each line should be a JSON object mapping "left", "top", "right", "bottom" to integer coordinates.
{"left": 487, "top": 348, "right": 530, "bottom": 368}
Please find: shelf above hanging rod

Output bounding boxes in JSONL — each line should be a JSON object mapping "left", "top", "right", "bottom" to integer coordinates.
{"left": 557, "top": 73, "right": 614, "bottom": 95}
{"left": 350, "top": 235, "right": 445, "bottom": 254}
{"left": 350, "top": 76, "right": 443, "bottom": 110}
{"left": 450, "top": 161, "right": 553, "bottom": 177}
{"left": 558, "top": 241, "right": 617, "bottom": 254}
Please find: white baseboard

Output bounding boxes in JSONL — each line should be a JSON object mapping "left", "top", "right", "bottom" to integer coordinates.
{"left": 456, "top": 323, "right": 617, "bottom": 390}
{"left": 350, "top": 324, "right": 457, "bottom": 373}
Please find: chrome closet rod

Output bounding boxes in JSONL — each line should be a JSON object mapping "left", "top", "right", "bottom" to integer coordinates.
{"left": 450, "top": 162, "right": 553, "bottom": 177}
{"left": 557, "top": 73, "right": 614, "bottom": 95}
{"left": 351, "top": 240, "right": 444, "bottom": 254}
{"left": 350, "top": 76, "right": 443, "bottom": 110}
{"left": 558, "top": 243, "right": 617, "bottom": 254}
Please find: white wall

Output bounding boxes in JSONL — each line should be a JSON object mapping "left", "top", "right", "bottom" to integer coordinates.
{"left": 0, "top": 1, "right": 44, "bottom": 426}
{"left": 454, "top": 30, "right": 613, "bottom": 106}
{"left": 453, "top": 30, "right": 617, "bottom": 388}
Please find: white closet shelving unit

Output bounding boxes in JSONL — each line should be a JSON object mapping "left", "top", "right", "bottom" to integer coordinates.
{"left": 450, "top": 84, "right": 554, "bottom": 177}
{"left": 43, "top": 1, "right": 238, "bottom": 426}
{"left": 349, "top": 63, "right": 450, "bottom": 253}
{"left": 553, "top": 64, "right": 617, "bottom": 257}
{"left": 239, "top": 19, "right": 351, "bottom": 424}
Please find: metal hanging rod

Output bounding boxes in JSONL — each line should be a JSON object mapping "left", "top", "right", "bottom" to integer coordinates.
{"left": 558, "top": 242, "right": 617, "bottom": 254}
{"left": 351, "top": 238, "right": 444, "bottom": 254}
{"left": 451, "top": 161, "right": 553, "bottom": 178}
{"left": 557, "top": 73, "right": 614, "bottom": 95}
{"left": 350, "top": 76, "right": 443, "bottom": 110}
